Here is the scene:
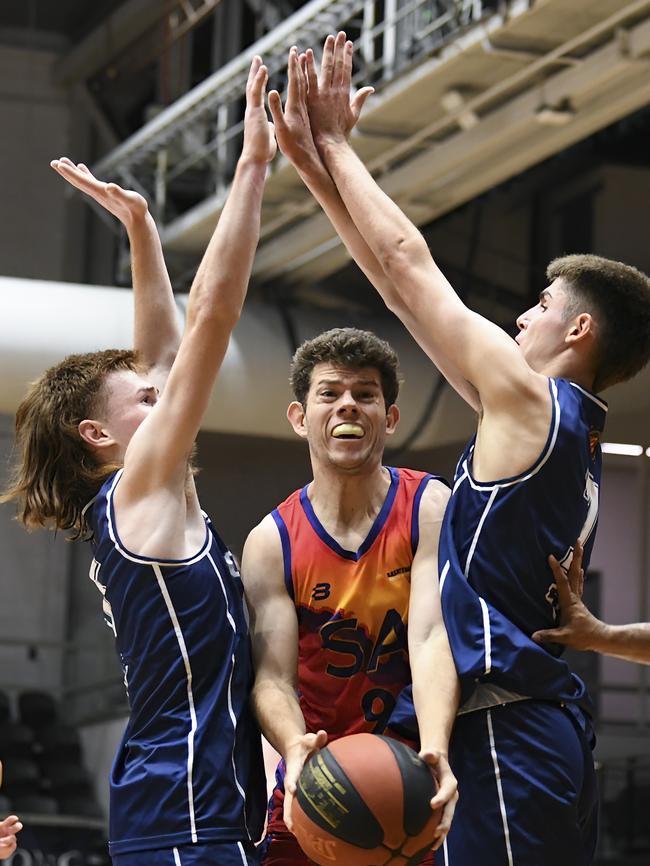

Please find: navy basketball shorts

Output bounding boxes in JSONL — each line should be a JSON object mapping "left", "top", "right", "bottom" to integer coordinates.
{"left": 112, "top": 840, "right": 260, "bottom": 866}
{"left": 444, "top": 700, "right": 598, "bottom": 866}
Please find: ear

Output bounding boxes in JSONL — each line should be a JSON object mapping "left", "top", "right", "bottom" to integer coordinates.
{"left": 287, "top": 401, "right": 308, "bottom": 439}
{"left": 385, "top": 404, "right": 400, "bottom": 437}
{"left": 78, "top": 419, "right": 115, "bottom": 451}
{"left": 565, "top": 312, "right": 594, "bottom": 346}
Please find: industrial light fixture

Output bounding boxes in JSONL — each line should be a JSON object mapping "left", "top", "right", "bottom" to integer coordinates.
{"left": 601, "top": 442, "right": 644, "bottom": 456}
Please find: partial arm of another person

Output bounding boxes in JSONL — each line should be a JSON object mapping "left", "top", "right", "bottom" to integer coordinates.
{"left": 118, "top": 57, "right": 275, "bottom": 502}
{"left": 307, "top": 34, "right": 546, "bottom": 417}
{"left": 268, "top": 48, "right": 479, "bottom": 411}
{"left": 242, "top": 516, "right": 327, "bottom": 830}
{"left": 533, "top": 543, "right": 650, "bottom": 664}
{"left": 49, "top": 158, "right": 180, "bottom": 387}
{"left": 0, "top": 763, "right": 21, "bottom": 861}
{"left": 408, "top": 481, "right": 459, "bottom": 849}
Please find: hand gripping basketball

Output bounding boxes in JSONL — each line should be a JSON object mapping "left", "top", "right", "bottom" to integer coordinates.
{"left": 292, "top": 733, "right": 442, "bottom": 866}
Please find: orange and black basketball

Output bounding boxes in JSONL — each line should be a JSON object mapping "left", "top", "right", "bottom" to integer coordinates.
{"left": 293, "top": 733, "right": 440, "bottom": 866}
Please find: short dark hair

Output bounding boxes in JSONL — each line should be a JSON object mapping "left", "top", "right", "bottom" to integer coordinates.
{"left": 290, "top": 328, "right": 400, "bottom": 409}
{"left": 547, "top": 254, "right": 650, "bottom": 391}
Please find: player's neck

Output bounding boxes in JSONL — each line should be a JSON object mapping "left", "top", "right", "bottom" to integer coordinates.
{"left": 308, "top": 463, "right": 392, "bottom": 534}
{"left": 539, "top": 358, "right": 594, "bottom": 391}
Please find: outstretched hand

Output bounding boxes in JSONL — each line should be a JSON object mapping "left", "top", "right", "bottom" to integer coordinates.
{"left": 50, "top": 158, "right": 148, "bottom": 230}
{"left": 242, "top": 56, "right": 277, "bottom": 165}
{"left": 420, "top": 749, "right": 458, "bottom": 851}
{"left": 304, "top": 31, "right": 374, "bottom": 148}
{"left": 532, "top": 541, "right": 601, "bottom": 650}
{"left": 268, "top": 47, "right": 322, "bottom": 173}
{"left": 283, "top": 729, "right": 328, "bottom": 832}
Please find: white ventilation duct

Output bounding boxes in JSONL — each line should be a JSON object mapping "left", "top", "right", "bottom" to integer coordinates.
{"left": 0, "top": 276, "right": 475, "bottom": 447}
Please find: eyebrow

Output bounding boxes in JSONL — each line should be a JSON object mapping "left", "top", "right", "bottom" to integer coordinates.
{"left": 316, "top": 378, "right": 380, "bottom": 387}
{"left": 136, "top": 385, "right": 157, "bottom": 396}
{"left": 539, "top": 289, "right": 552, "bottom": 302}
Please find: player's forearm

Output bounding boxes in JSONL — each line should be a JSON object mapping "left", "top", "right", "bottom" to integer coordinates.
{"left": 317, "top": 139, "right": 441, "bottom": 300}
{"left": 410, "top": 628, "right": 460, "bottom": 753}
{"left": 129, "top": 211, "right": 181, "bottom": 372}
{"left": 252, "top": 678, "right": 307, "bottom": 757}
{"left": 590, "top": 622, "right": 650, "bottom": 664}
{"left": 187, "top": 158, "right": 267, "bottom": 327}
{"left": 296, "top": 157, "right": 395, "bottom": 296}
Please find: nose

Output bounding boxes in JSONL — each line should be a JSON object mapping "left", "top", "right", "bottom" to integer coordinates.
{"left": 337, "top": 390, "right": 359, "bottom": 414}
{"left": 516, "top": 310, "right": 529, "bottom": 331}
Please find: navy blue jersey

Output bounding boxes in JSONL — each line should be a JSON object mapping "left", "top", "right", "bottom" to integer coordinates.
{"left": 440, "top": 378, "right": 606, "bottom": 709}
{"left": 87, "top": 470, "right": 265, "bottom": 856}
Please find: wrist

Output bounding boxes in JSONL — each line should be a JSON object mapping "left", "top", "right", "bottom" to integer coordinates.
{"left": 590, "top": 619, "right": 615, "bottom": 652}
{"left": 237, "top": 153, "right": 271, "bottom": 172}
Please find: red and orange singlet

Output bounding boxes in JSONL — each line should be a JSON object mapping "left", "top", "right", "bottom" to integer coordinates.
{"left": 272, "top": 467, "right": 438, "bottom": 742}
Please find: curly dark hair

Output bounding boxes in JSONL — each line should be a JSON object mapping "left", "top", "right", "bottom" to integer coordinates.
{"left": 290, "top": 328, "right": 401, "bottom": 410}
{"left": 547, "top": 254, "right": 650, "bottom": 391}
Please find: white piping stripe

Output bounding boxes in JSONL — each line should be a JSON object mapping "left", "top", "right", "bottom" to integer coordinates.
{"left": 206, "top": 553, "right": 250, "bottom": 832}
{"left": 569, "top": 381, "right": 608, "bottom": 412}
{"left": 152, "top": 564, "right": 198, "bottom": 843}
{"left": 104, "top": 470, "right": 211, "bottom": 567}
{"left": 227, "top": 653, "right": 248, "bottom": 805}
{"left": 173, "top": 847, "right": 182, "bottom": 866}
{"left": 207, "top": 553, "right": 237, "bottom": 634}
{"left": 237, "top": 841, "right": 248, "bottom": 865}
{"left": 464, "top": 487, "right": 499, "bottom": 579}
{"left": 443, "top": 836, "right": 449, "bottom": 866}
{"left": 439, "top": 560, "right": 450, "bottom": 596}
{"left": 465, "top": 379, "right": 562, "bottom": 492}
{"left": 452, "top": 461, "right": 469, "bottom": 495}
{"left": 486, "top": 710, "right": 514, "bottom": 866}
{"left": 478, "top": 597, "right": 492, "bottom": 675}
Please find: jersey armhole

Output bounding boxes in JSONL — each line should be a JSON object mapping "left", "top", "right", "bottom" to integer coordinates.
{"left": 271, "top": 509, "right": 295, "bottom": 601}
{"left": 411, "top": 474, "right": 450, "bottom": 555}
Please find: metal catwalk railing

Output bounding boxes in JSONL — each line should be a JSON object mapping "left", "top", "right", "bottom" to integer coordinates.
{"left": 93, "top": 0, "right": 498, "bottom": 225}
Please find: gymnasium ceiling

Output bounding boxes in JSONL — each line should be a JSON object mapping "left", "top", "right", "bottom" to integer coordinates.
{"left": 1, "top": 1, "right": 649, "bottom": 445}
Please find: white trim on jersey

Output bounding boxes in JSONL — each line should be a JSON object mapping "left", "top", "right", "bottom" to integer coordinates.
{"left": 439, "top": 560, "right": 450, "bottom": 595}
{"left": 464, "top": 487, "right": 499, "bottom": 578}
{"left": 487, "top": 709, "right": 514, "bottom": 866}
{"left": 104, "top": 470, "right": 212, "bottom": 567}
{"left": 237, "top": 841, "right": 248, "bottom": 865}
{"left": 569, "top": 381, "right": 608, "bottom": 412}
{"left": 452, "top": 462, "right": 469, "bottom": 495}
{"left": 88, "top": 558, "right": 117, "bottom": 637}
{"left": 173, "top": 847, "right": 182, "bottom": 866}
{"left": 152, "top": 563, "right": 199, "bottom": 844}
{"left": 207, "top": 552, "right": 251, "bottom": 835}
{"left": 479, "top": 597, "right": 492, "bottom": 675}
{"left": 464, "top": 379, "right": 562, "bottom": 493}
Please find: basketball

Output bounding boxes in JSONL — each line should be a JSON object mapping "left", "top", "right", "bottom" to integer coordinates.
{"left": 292, "top": 733, "right": 440, "bottom": 866}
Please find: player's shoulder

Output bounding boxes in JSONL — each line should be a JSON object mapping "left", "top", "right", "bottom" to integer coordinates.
{"left": 395, "top": 466, "right": 450, "bottom": 493}
{"left": 241, "top": 513, "right": 287, "bottom": 595}
{"left": 418, "top": 476, "right": 451, "bottom": 516}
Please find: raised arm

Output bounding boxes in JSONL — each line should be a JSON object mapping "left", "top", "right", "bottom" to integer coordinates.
{"left": 241, "top": 516, "right": 327, "bottom": 828}
{"left": 118, "top": 56, "right": 275, "bottom": 497}
{"left": 306, "top": 34, "right": 546, "bottom": 416}
{"left": 50, "top": 159, "right": 180, "bottom": 386}
{"left": 533, "top": 545, "right": 650, "bottom": 664}
{"left": 268, "top": 48, "right": 480, "bottom": 412}
{"left": 407, "top": 480, "right": 459, "bottom": 849}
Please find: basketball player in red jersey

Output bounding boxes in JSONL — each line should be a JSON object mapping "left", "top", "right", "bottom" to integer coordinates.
{"left": 242, "top": 328, "right": 460, "bottom": 866}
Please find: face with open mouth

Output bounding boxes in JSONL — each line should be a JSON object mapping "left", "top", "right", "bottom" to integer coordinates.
{"left": 287, "top": 363, "right": 399, "bottom": 473}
